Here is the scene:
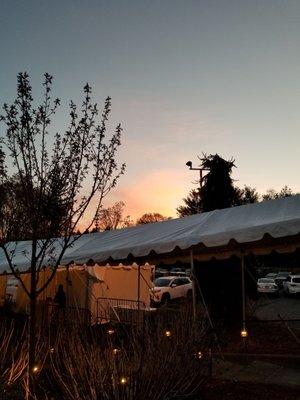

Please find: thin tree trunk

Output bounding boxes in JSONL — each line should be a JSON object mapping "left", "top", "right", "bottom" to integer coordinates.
{"left": 28, "top": 255, "right": 37, "bottom": 398}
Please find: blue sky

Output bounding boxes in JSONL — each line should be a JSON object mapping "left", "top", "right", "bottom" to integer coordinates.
{"left": 1, "top": 0, "right": 300, "bottom": 218}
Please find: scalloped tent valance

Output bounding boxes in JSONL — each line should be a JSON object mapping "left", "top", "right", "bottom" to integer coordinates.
{"left": 1, "top": 195, "right": 300, "bottom": 273}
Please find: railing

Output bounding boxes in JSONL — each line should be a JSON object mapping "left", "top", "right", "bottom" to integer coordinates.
{"left": 96, "top": 297, "right": 146, "bottom": 325}
{"left": 44, "top": 303, "right": 91, "bottom": 327}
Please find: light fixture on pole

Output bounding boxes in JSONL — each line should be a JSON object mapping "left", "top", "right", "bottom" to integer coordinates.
{"left": 185, "top": 161, "right": 209, "bottom": 192}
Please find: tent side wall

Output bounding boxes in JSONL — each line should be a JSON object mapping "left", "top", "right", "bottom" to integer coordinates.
{"left": 101, "top": 265, "right": 152, "bottom": 305}
{"left": 0, "top": 275, "right": 7, "bottom": 305}
{"left": 90, "top": 264, "right": 153, "bottom": 323}
{"left": 14, "top": 268, "right": 89, "bottom": 314}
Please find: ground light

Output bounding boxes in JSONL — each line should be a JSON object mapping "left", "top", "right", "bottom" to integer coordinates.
{"left": 240, "top": 328, "right": 248, "bottom": 338}
{"left": 164, "top": 330, "right": 172, "bottom": 337}
{"left": 107, "top": 328, "right": 115, "bottom": 335}
{"left": 194, "top": 351, "right": 203, "bottom": 359}
{"left": 32, "top": 366, "right": 39, "bottom": 374}
{"left": 120, "top": 376, "right": 128, "bottom": 385}
{"left": 112, "top": 348, "right": 120, "bottom": 355}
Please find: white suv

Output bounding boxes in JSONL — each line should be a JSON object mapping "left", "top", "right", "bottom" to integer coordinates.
{"left": 283, "top": 275, "right": 300, "bottom": 296}
{"left": 151, "top": 276, "right": 193, "bottom": 305}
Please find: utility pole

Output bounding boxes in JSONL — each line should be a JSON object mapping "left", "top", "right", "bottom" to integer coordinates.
{"left": 185, "top": 160, "right": 209, "bottom": 213}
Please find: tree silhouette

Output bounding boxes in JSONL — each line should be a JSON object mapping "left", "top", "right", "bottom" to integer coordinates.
{"left": 136, "top": 212, "right": 170, "bottom": 224}
{"left": 177, "top": 154, "right": 238, "bottom": 216}
{"left": 234, "top": 185, "right": 260, "bottom": 206}
{"left": 92, "top": 201, "right": 134, "bottom": 231}
{"left": 176, "top": 189, "right": 201, "bottom": 217}
{"left": 0, "top": 72, "right": 125, "bottom": 393}
{"left": 200, "top": 153, "right": 237, "bottom": 212}
{"left": 262, "top": 186, "right": 295, "bottom": 201}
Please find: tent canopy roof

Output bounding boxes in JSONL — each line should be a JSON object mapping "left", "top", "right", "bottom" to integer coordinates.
{"left": 1, "top": 195, "right": 300, "bottom": 273}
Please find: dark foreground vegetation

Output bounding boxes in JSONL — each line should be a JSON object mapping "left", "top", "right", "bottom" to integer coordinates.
{"left": 0, "top": 305, "right": 212, "bottom": 400}
{"left": 1, "top": 301, "right": 299, "bottom": 400}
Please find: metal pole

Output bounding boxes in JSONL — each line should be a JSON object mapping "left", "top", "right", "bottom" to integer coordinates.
{"left": 200, "top": 169, "right": 203, "bottom": 189}
{"left": 190, "top": 249, "right": 197, "bottom": 321}
{"left": 241, "top": 252, "right": 246, "bottom": 331}
{"left": 198, "top": 170, "right": 202, "bottom": 213}
{"left": 66, "top": 265, "right": 70, "bottom": 307}
{"left": 137, "top": 264, "right": 141, "bottom": 312}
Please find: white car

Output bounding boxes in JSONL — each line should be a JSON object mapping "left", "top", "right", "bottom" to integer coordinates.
{"left": 151, "top": 276, "right": 193, "bottom": 305}
{"left": 283, "top": 275, "right": 300, "bottom": 295}
{"left": 265, "top": 273, "right": 277, "bottom": 279}
{"left": 257, "top": 278, "right": 279, "bottom": 295}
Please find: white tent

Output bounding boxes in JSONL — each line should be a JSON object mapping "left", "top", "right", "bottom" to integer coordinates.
{"left": 0, "top": 195, "right": 300, "bottom": 273}
{"left": 7, "top": 263, "right": 153, "bottom": 323}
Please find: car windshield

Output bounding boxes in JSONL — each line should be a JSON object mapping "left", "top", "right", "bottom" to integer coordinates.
{"left": 154, "top": 278, "right": 172, "bottom": 287}
{"left": 277, "top": 272, "right": 290, "bottom": 277}
{"left": 258, "top": 278, "right": 274, "bottom": 284}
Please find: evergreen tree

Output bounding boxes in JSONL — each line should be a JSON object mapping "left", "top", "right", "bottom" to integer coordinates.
{"left": 177, "top": 154, "right": 261, "bottom": 217}
{"left": 176, "top": 189, "right": 201, "bottom": 217}
{"left": 200, "top": 154, "right": 237, "bottom": 212}
{"left": 234, "top": 185, "right": 260, "bottom": 206}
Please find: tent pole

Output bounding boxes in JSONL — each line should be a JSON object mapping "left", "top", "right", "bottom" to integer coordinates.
{"left": 241, "top": 252, "right": 246, "bottom": 332}
{"left": 190, "top": 248, "right": 196, "bottom": 321}
{"left": 66, "top": 265, "right": 70, "bottom": 307}
{"left": 137, "top": 264, "right": 141, "bottom": 312}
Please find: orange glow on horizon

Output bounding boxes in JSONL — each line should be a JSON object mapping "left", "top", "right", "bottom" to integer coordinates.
{"left": 77, "top": 169, "right": 191, "bottom": 231}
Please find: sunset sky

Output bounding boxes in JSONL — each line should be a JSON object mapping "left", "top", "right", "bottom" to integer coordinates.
{"left": 1, "top": 0, "right": 300, "bottom": 220}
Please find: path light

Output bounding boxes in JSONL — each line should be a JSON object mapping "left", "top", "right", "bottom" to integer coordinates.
{"left": 164, "top": 330, "right": 172, "bottom": 337}
{"left": 107, "top": 328, "right": 115, "bottom": 335}
{"left": 32, "top": 366, "right": 39, "bottom": 374}
{"left": 120, "top": 376, "right": 128, "bottom": 385}
{"left": 194, "top": 351, "right": 203, "bottom": 359}
{"left": 240, "top": 328, "right": 248, "bottom": 338}
{"left": 50, "top": 347, "right": 55, "bottom": 353}
{"left": 112, "top": 348, "right": 120, "bottom": 355}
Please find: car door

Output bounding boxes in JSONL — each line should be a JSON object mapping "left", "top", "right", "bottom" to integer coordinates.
{"left": 170, "top": 278, "right": 183, "bottom": 299}
{"left": 180, "top": 278, "right": 191, "bottom": 296}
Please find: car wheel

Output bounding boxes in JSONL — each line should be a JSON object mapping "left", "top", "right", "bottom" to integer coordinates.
{"left": 161, "top": 293, "right": 170, "bottom": 305}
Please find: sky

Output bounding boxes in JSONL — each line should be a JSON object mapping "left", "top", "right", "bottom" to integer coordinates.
{"left": 0, "top": 0, "right": 300, "bottom": 221}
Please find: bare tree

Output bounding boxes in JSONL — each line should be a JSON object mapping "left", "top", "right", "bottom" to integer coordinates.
{"left": 262, "top": 186, "right": 295, "bottom": 201}
{"left": 93, "top": 201, "right": 134, "bottom": 231}
{"left": 136, "top": 213, "right": 170, "bottom": 225}
{"left": 0, "top": 72, "right": 125, "bottom": 394}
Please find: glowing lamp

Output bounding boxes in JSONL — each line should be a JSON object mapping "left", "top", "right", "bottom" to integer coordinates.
{"left": 112, "top": 348, "right": 120, "bottom": 355}
{"left": 240, "top": 328, "right": 248, "bottom": 338}
{"left": 120, "top": 376, "right": 128, "bottom": 385}
{"left": 195, "top": 351, "right": 203, "bottom": 359}
{"left": 107, "top": 328, "right": 115, "bottom": 335}
{"left": 164, "top": 330, "right": 172, "bottom": 337}
{"left": 32, "top": 366, "right": 39, "bottom": 373}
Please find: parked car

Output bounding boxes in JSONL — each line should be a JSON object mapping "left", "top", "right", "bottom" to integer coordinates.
{"left": 169, "top": 267, "right": 187, "bottom": 276}
{"left": 151, "top": 276, "right": 192, "bottom": 305}
{"left": 265, "top": 273, "right": 277, "bottom": 279}
{"left": 257, "top": 278, "right": 279, "bottom": 295}
{"left": 154, "top": 268, "right": 169, "bottom": 278}
{"left": 283, "top": 275, "right": 300, "bottom": 296}
{"left": 274, "top": 271, "right": 291, "bottom": 289}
